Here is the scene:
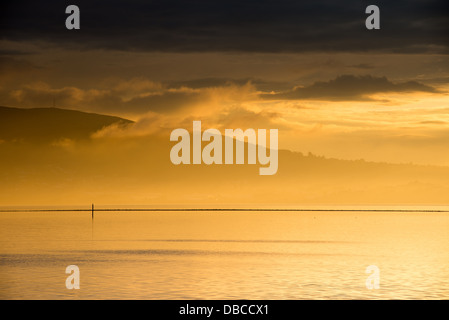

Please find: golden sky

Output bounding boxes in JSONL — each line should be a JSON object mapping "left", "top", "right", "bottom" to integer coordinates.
{"left": 1, "top": 41, "right": 448, "bottom": 165}
{"left": 0, "top": 1, "right": 448, "bottom": 205}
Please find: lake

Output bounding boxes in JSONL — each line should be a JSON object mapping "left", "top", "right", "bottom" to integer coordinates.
{"left": 0, "top": 208, "right": 448, "bottom": 299}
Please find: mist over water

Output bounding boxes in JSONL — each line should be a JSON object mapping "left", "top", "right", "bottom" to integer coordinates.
{"left": 1, "top": 209, "right": 448, "bottom": 299}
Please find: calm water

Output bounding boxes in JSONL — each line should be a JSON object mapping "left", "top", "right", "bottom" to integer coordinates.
{"left": 0, "top": 209, "right": 448, "bottom": 299}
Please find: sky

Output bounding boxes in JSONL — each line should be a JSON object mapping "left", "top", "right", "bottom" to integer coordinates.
{"left": 0, "top": 0, "right": 448, "bottom": 205}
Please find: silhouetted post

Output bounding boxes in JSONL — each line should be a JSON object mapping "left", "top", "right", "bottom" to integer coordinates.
{"left": 91, "top": 203, "right": 94, "bottom": 240}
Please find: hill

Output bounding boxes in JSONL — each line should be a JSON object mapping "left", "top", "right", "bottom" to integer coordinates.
{"left": 0, "top": 106, "right": 133, "bottom": 142}
{"left": 0, "top": 106, "right": 448, "bottom": 205}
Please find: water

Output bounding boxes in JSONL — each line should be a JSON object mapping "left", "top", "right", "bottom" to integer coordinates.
{"left": 0, "top": 209, "right": 448, "bottom": 299}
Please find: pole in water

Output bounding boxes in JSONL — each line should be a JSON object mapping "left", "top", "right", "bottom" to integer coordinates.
{"left": 91, "top": 203, "right": 94, "bottom": 240}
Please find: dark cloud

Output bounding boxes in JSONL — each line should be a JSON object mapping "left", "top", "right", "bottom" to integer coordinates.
{"left": 0, "top": 0, "right": 448, "bottom": 53}
{"left": 0, "top": 56, "right": 39, "bottom": 73}
{"left": 0, "top": 83, "right": 204, "bottom": 115}
{"left": 168, "top": 78, "right": 253, "bottom": 89}
{"left": 0, "top": 56, "right": 42, "bottom": 86}
{"left": 422, "top": 76, "right": 449, "bottom": 84}
{"left": 118, "top": 91, "right": 204, "bottom": 114}
{"left": 167, "top": 78, "right": 292, "bottom": 92}
{"left": 261, "top": 75, "right": 439, "bottom": 101}
{"left": 0, "top": 49, "right": 35, "bottom": 56}
{"left": 349, "top": 63, "right": 376, "bottom": 70}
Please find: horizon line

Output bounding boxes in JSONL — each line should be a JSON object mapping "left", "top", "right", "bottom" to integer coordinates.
{"left": 0, "top": 208, "right": 448, "bottom": 213}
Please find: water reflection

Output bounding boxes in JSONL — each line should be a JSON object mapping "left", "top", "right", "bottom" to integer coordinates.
{"left": 0, "top": 210, "right": 448, "bottom": 299}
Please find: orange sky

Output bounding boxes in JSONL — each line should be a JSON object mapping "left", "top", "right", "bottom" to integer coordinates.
{"left": 1, "top": 40, "right": 448, "bottom": 166}
{"left": 0, "top": 1, "right": 448, "bottom": 206}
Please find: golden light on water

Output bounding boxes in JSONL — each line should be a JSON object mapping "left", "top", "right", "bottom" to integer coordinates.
{"left": 1, "top": 209, "right": 448, "bottom": 299}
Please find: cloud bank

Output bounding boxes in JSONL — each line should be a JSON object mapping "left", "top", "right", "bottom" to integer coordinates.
{"left": 1, "top": 0, "right": 448, "bottom": 53}
{"left": 261, "top": 75, "right": 439, "bottom": 101}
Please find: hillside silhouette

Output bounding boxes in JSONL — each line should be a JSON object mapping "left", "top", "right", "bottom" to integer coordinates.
{"left": 0, "top": 106, "right": 448, "bottom": 205}
{"left": 0, "top": 106, "right": 133, "bottom": 143}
